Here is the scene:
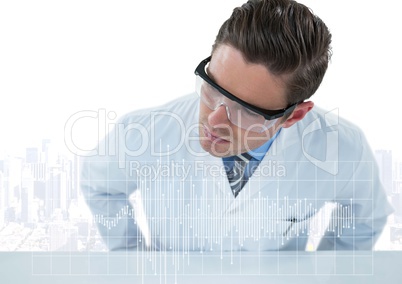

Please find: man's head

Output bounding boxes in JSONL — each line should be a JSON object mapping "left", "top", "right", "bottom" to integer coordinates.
{"left": 197, "top": 0, "right": 332, "bottom": 157}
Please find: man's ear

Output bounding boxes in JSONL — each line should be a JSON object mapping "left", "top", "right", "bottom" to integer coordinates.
{"left": 282, "top": 101, "right": 314, "bottom": 128}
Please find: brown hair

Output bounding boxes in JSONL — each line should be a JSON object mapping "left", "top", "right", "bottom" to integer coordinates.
{"left": 212, "top": 0, "right": 332, "bottom": 105}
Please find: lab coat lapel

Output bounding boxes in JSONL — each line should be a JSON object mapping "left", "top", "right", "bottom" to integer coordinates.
{"left": 195, "top": 152, "right": 243, "bottom": 216}
{"left": 190, "top": 151, "right": 234, "bottom": 216}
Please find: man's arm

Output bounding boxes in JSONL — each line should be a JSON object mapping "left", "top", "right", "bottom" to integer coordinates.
{"left": 317, "top": 135, "right": 393, "bottom": 250}
{"left": 79, "top": 116, "right": 141, "bottom": 251}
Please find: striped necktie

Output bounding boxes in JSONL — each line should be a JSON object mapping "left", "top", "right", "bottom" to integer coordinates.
{"left": 226, "top": 153, "right": 254, "bottom": 197}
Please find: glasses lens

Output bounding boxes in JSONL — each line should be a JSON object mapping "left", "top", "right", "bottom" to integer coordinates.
{"left": 195, "top": 74, "right": 221, "bottom": 109}
{"left": 195, "top": 75, "right": 278, "bottom": 132}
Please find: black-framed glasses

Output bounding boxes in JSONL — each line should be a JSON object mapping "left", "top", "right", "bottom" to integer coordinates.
{"left": 194, "top": 56, "right": 298, "bottom": 132}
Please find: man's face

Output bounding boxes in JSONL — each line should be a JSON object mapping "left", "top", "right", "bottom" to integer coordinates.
{"left": 198, "top": 44, "right": 289, "bottom": 157}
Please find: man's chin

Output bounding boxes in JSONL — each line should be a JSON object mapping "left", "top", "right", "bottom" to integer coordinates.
{"left": 199, "top": 140, "right": 234, "bottom": 158}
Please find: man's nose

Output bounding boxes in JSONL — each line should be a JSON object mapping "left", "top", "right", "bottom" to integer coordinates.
{"left": 207, "top": 104, "right": 230, "bottom": 128}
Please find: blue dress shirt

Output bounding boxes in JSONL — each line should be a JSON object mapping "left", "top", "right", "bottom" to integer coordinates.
{"left": 222, "top": 129, "right": 281, "bottom": 182}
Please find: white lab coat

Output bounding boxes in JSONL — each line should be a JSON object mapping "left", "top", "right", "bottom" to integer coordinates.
{"left": 80, "top": 93, "right": 393, "bottom": 251}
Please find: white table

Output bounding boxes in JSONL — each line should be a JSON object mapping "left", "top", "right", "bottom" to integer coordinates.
{"left": 0, "top": 251, "right": 400, "bottom": 283}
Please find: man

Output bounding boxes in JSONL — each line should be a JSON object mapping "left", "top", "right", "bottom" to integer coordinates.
{"left": 80, "top": 0, "right": 393, "bottom": 251}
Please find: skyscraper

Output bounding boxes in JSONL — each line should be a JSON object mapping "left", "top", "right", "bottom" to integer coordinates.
{"left": 25, "top": 148, "right": 39, "bottom": 164}
{"left": 21, "top": 167, "right": 35, "bottom": 223}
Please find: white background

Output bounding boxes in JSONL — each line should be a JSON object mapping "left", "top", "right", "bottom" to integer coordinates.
{"left": 0, "top": 0, "right": 401, "bottom": 158}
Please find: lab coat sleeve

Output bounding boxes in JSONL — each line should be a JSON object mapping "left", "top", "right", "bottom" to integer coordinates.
{"left": 317, "top": 132, "right": 394, "bottom": 250}
{"left": 80, "top": 117, "right": 140, "bottom": 251}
